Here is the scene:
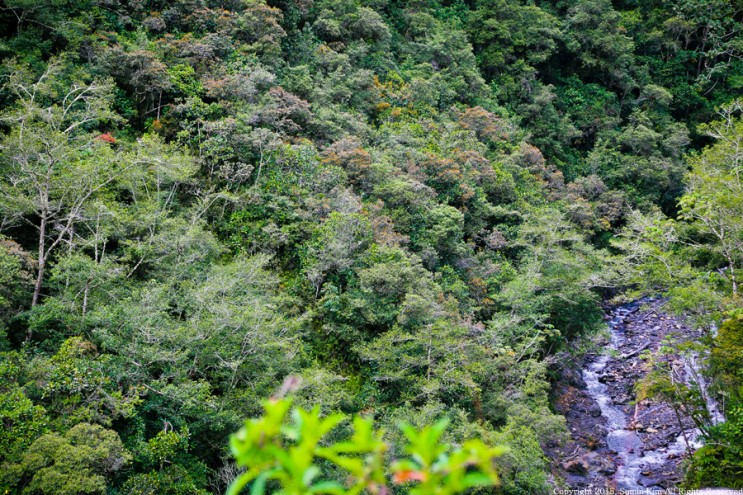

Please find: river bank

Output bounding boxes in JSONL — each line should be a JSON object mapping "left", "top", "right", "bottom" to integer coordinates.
{"left": 548, "top": 298, "right": 712, "bottom": 491}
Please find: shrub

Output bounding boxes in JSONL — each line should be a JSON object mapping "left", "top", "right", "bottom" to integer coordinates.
{"left": 227, "top": 398, "right": 506, "bottom": 495}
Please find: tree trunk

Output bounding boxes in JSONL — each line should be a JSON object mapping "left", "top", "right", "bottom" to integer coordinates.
{"left": 672, "top": 400, "right": 693, "bottom": 458}
{"left": 730, "top": 263, "right": 737, "bottom": 297}
{"left": 31, "top": 215, "right": 47, "bottom": 308}
{"left": 82, "top": 279, "right": 90, "bottom": 316}
{"left": 29, "top": 216, "right": 47, "bottom": 341}
{"left": 31, "top": 259, "right": 45, "bottom": 308}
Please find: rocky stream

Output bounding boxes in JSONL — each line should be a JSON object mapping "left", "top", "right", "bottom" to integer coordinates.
{"left": 549, "top": 298, "right": 723, "bottom": 492}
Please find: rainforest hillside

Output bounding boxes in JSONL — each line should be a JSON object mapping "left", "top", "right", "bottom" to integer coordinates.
{"left": 0, "top": 0, "right": 742, "bottom": 493}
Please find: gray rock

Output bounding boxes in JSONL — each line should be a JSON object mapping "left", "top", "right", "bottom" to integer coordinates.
{"left": 563, "top": 459, "right": 588, "bottom": 475}
{"left": 588, "top": 404, "right": 602, "bottom": 417}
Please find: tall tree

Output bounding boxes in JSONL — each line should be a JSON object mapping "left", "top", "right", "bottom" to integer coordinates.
{"left": 678, "top": 99, "right": 743, "bottom": 297}
{"left": 0, "top": 62, "right": 195, "bottom": 327}
{"left": 0, "top": 61, "right": 120, "bottom": 310}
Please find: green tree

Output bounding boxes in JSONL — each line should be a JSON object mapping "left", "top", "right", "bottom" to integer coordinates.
{"left": 358, "top": 319, "right": 482, "bottom": 406}
{"left": 564, "top": 0, "right": 636, "bottom": 90}
{"left": 0, "top": 351, "right": 48, "bottom": 463}
{"left": 468, "top": 0, "right": 562, "bottom": 78}
{"left": 0, "top": 61, "right": 121, "bottom": 311}
{"left": 2, "top": 423, "right": 130, "bottom": 495}
{"left": 678, "top": 99, "right": 743, "bottom": 297}
{"left": 0, "top": 238, "right": 33, "bottom": 339}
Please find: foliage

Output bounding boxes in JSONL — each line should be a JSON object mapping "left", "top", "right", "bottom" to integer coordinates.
{"left": 616, "top": 101, "right": 743, "bottom": 487}
{"left": 683, "top": 316, "right": 743, "bottom": 488}
{"left": 0, "top": 0, "right": 741, "bottom": 492}
{"left": 1, "top": 423, "right": 130, "bottom": 495}
{"left": 227, "top": 398, "right": 505, "bottom": 495}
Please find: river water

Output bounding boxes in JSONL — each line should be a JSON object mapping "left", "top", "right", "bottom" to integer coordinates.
{"left": 581, "top": 299, "right": 717, "bottom": 491}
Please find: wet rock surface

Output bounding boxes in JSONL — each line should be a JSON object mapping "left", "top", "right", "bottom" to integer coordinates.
{"left": 548, "top": 299, "right": 708, "bottom": 492}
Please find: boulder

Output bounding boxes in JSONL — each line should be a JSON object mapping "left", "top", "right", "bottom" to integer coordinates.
{"left": 580, "top": 452, "right": 616, "bottom": 475}
{"left": 587, "top": 403, "right": 602, "bottom": 417}
{"left": 563, "top": 459, "right": 588, "bottom": 475}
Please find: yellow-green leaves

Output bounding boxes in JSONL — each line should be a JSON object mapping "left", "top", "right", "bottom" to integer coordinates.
{"left": 228, "top": 399, "right": 385, "bottom": 495}
{"left": 227, "top": 399, "right": 505, "bottom": 495}
{"left": 392, "top": 419, "right": 505, "bottom": 495}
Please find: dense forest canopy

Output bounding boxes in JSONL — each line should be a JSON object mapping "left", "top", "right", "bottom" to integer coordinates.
{"left": 0, "top": 0, "right": 741, "bottom": 493}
